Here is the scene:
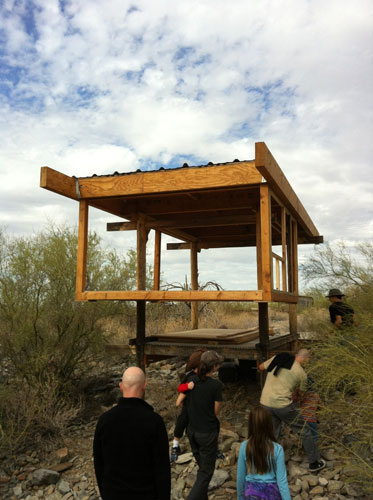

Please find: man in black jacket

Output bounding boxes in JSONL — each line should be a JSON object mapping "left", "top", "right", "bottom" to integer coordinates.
{"left": 93, "top": 366, "right": 171, "bottom": 500}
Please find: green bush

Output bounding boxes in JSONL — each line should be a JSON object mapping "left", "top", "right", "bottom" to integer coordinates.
{"left": 0, "top": 225, "right": 143, "bottom": 453}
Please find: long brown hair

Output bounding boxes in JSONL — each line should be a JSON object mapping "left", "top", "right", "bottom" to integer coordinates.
{"left": 245, "top": 406, "right": 276, "bottom": 474}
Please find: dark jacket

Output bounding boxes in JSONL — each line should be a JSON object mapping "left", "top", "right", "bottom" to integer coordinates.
{"left": 93, "top": 397, "right": 171, "bottom": 500}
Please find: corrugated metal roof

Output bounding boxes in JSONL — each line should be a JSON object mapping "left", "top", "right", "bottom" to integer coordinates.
{"left": 77, "top": 158, "right": 253, "bottom": 179}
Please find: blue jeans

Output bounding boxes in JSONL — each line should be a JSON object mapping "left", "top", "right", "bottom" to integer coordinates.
{"left": 307, "top": 422, "right": 318, "bottom": 443}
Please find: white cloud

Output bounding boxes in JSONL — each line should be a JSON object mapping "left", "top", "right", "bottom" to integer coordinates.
{"left": 0, "top": 0, "right": 372, "bottom": 289}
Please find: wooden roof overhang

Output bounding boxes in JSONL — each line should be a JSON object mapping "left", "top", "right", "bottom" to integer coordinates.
{"left": 40, "top": 142, "right": 322, "bottom": 249}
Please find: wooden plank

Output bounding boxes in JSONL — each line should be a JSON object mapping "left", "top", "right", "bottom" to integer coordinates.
{"left": 292, "top": 220, "right": 299, "bottom": 294}
{"left": 256, "top": 207, "right": 262, "bottom": 290}
{"left": 153, "top": 230, "right": 161, "bottom": 291}
{"left": 156, "top": 333, "right": 259, "bottom": 345}
{"left": 76, "top": 200, "right": 88, "bottom": 295}
{"left": 260, "top": 184, "right": 272, "bottom": 300}
{"left": 77, "top": 290, "right": 264, "bottom": 302}
{"left": 120, "top": 187, "right": 260, "bottom": 217}
{"left": 145, "top": 214, "right": 257, "bottom": 229}
{"left": 167, "top": 239, "right": 258, "bottom": 250}
{"left": 275, "top": 258, "right": 280, "bottom": 290}
{"left": 157, "top": 328, "right": 258, "bottom": 338}
{"left": 255, "top": 142, "right": 320, "bottom": 238}
{"left": 190, "top": 242, "right": 199, "bottom": 329}
{"left": 42, "top": 162, "right": 261, "bottom": 200}
{"left": 271, "top": 290, "right": 299, "bottom": 304}
{"left": 289, "top": 304, "right": 297, "bottom": 335}
{"left": 40, "top": 167, "right": 77, "bottom": 200}
{"left": 258, "top": 302, "right": 269, "bottom": 347}
{"left": 136, "top": 217, "right": 148, "bottom": 290}
{"left": 107, "top": 221, "right": 137, "bottom": 231}
{"left": 281, "top": 207, "right": 287, "bottom": 292}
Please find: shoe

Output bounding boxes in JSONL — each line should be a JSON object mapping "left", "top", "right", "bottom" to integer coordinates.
{"left": 171, "top": 445, "right": 181, "bottom": 462}
{"left": 216, "top": 450, "right": 225, "bottom": 460}
{"left": 309, "top": 459, "right": 326, "bottom": 472}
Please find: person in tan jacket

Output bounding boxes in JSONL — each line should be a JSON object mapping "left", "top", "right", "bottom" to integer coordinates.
{"left": 259, "top": 349, "right": 325, "bottom": 473}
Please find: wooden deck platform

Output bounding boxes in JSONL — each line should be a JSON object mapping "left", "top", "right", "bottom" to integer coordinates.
{"left": 106, "top": 331, "right": 299, "bottom": 362}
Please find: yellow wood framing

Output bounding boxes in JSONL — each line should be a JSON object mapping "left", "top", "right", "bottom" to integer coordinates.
{"left": 255, "top": 142, "right": 320, "bottom": 238}
{"left": 76, "top": 200, "right": 89, "bottom": 296}
{"left": 41, "top": 161, "right": 261, "bottom": 199}
{"left": 76, "top": 290, "right": 263, "bottom": 302}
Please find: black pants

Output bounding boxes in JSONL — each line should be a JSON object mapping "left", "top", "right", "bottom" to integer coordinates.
{"left": 174, "top": 404, "right": 189, "bottom": 439}
{"left": 186, "top": 428, "right": 218, "bottom": 500}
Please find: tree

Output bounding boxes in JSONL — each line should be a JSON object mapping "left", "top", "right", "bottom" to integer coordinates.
{"left": 301, "top": 241, "right": 373, "bottom": 293}
{"left": 0, "top": 225, "right": 137, "bottom": 386}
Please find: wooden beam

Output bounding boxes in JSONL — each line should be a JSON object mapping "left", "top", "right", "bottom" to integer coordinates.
{"left": 271, "top": 290, "right": 299, "bottom": 304}
{"left": 255, "top": 142, "right": 320, "bottom": 238}
{"left": 289, "top": 304, "right": 298, "bottom": 335}
{"left": 107, "top": 221, "right": 137, "bottom": 231}
{"left": 136, "top": 216, "right": 148, "bottom": 370}
{"left": 120, "top": 187, "right": 260, "bottom": 217}
{"left": 260, "top": 184, "right": 272, "bottom": 301}
{"left": 167, "top": 238, "right": 258, "bottom": 250}
{"left": 256, "top": 207, "right": 262, "bottom": 290}
{"left": 190, "top": 242, "right": 199, "bottom": 329}
{"left": 76, "top": 200, "right": 89, "bottom": 296}
{"left": 153, "top": 230, "right": 161, "bottom": 291}
{"left": 41, "top": 162, "right": 261, "bottom": 200}
{"left": 292, "top": 220, "right": 299, "bottom": 294}
{"left": 144, "top": 214, "right": 257, "bottom": 230}
{"left": 77, "top": 290, "right": 264, "bottom": 302}
{"left": 40, "top": 167, "right": 77, "bottom": 200}
{"left": 281, "top": 207, "right": 287, "bottom": 292}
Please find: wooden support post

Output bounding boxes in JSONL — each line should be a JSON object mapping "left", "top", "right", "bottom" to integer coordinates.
{"left": 153, "top": 230, "right": 161, "bottom": 290}
{"left": 76, "top": 200, "right": 89, "bottom": 297}
{"left": 260, "top": 185, "right": 272, "bottom": 301}
{"left": 258, "top": 302, "right": 269, "bottom": 387}
{"left": 256, "top": 207, "right": 262, "bottom": 290}
{"left": 281, "top": 207, "right": 287, "bottom": 292}
{"left": 289, "top": 220, "right": 298, "bottom": 336}
{"left": 191, "top": 242, "right": 199, "bottom": 329}
{"left": 136, "top": 217, "right": 149, "bottom": 370}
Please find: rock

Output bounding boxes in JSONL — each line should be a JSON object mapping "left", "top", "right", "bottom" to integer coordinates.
{"left": 50, "top": 462, "right": 73, "bottom": 473}
{"left": 208, "top": 469, "right": 230, "bottom": 490}
{"left": 303, "top": 474, "right": 320, "bottom": 487}
{"left": 32, "top": 468, "right": 60, "bottom": 485}
{"left": 175, "top": 452, "right": 193, "bottom": 464}
{"left": 327, "top": 479, "right": 344, "bottom": 493}
{"left": 13, "top": 484, "right": 22, "bottom": 496}
{"left": 220, "top": 438, "right": 235, "bottom": 452}
{"left": 318, "top": 477, "right": 328, "bottom": 486}
{"left": 321, "top": 448, "right": 336, "bottom": 461}
{"left": 56, "top": 448, "right": 70, "bottom": 463}
{"left": 290, "top": 483, "right": 302, "bottom": 494}
{"left": 219, "top": 428, "right": 239, "bottom": 441}
{"left": 301, "top": 479, "right": 309, "bottom": 492}
{"left": 309, "top": 485, "right": 324, "bottom": 495}
{"left": 57, "top": 479, "right": 71, "bottom": 494}
{"left": 287, "top": 462, "right": 307, "bottom": 478}
{"left": 342, "top": 484, "right": 359, "bottom": 496}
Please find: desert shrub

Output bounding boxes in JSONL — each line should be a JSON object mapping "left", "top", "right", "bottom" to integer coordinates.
{"left": 301, "top": 242, "right": 373, "bottom": 493}
{"left": 0, "top": 225, "right": 147, "bottom": 453}
{"left": 0, "top": 375, "right": 81, "bottom": 454}
{"left": 0, "top": 225, "right": 137, "bottom": 385}
{"left": 308, "top": 323, "right": 373, "bottom": 493}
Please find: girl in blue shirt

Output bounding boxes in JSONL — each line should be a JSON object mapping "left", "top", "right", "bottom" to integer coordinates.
{"left": 236, "top": 406, "right": 291, "bottom": 500}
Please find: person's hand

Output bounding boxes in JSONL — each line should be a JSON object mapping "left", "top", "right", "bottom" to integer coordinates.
{"left": 188, "top": 381, "right": 195, "bottom": 390}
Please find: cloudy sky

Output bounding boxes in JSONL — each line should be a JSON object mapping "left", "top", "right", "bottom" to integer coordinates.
{"left": 0, "top": 0, "right": 372, "bottom": 290}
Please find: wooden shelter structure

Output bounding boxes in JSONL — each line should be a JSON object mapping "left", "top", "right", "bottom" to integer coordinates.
{"left": 40, "top": 142, "right": 323, "bottom": 368}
